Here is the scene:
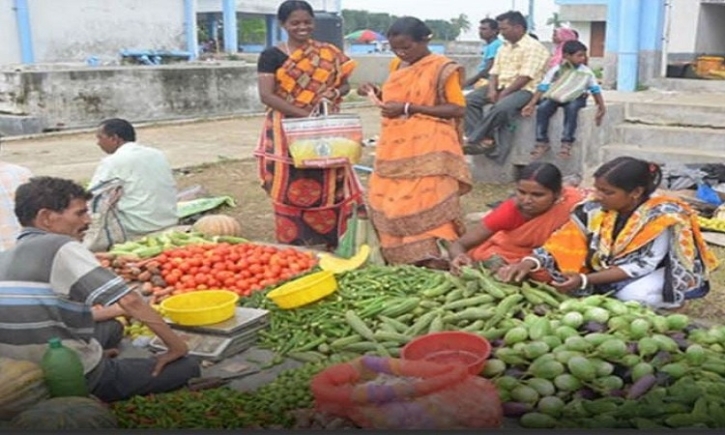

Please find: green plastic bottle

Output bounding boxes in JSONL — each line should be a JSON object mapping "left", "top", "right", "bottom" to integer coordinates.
{"left": 40, "top": 337, "right": 89, "bottom": 397}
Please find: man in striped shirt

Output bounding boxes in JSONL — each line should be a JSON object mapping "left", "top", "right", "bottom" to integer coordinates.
{"left": 0, "top": 176, "right": 199, "bottom": 402}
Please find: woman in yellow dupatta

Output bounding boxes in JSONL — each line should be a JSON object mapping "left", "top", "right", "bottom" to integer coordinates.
{"left": 499, "top": 157, "right": 718, "bottom": 309}
{"left": 448, "top": 162, "right": 583, "bottom": 278}
{"left": 255, "top": 0, "right": 360, "bottom": 250}
{"left": 357, "top": 17, "right": 472, "bottom": 268}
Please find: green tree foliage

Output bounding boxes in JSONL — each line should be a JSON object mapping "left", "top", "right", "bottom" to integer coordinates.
{"left": 546, "top": 12, "right": 562, "bottom": 29}
{"left": 450, "top": 13, "right": 471, "bottom": 37}
{"left": 238, "top": 16, "right": 267, "bottom": 44}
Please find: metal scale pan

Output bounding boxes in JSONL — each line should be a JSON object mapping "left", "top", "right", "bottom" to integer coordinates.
{"left": 149, "top": 307, "right": 270, "bottom": 361}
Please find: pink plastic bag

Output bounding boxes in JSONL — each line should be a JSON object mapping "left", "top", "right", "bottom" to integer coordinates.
{"left": 311, "top": 356, "right": 503, "bottom": 430}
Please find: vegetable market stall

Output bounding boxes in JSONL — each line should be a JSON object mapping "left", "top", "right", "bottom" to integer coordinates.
{"left": 103, "top": 242, "right": 725, "bottom": 429}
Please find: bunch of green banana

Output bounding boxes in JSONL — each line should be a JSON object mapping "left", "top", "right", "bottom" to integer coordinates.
{"left": 697, "top": 216, "right": 725, "bottom": 233}
{"left": 109, "top": 230, "right": 248, "bottom": 258}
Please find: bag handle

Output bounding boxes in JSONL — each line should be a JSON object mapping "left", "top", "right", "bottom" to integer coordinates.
{"left": 309, "top": 98, "right": 332, "bottom": 118}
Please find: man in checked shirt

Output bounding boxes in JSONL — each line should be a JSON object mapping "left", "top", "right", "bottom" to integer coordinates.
{"left": 464, "top": 10, "right": 550, "bottom": 158}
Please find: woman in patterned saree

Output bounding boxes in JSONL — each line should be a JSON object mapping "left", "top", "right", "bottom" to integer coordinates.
{"left": 357, "top": 17, "right": 472, "bottom": 268}
{"left": 255, "top": 0, "right": 359, "bottom": 250}
{"left": 498, "top": 156, "right": 718, "bottom": 309}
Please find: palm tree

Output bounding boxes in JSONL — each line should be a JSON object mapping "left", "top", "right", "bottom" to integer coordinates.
{"left": 450, "top": 13, "right": 470, "bottom": 39}
{"left": 546, "top": 12, "right": 562, "bottom": 28}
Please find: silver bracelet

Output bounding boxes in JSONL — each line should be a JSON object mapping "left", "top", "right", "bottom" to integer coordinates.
{"left": 522, "top": 256, "right": 542, "bottom": 272}
{"left": 579, "top": 273, "right": 589, "bottom": 289}
{"left": 404, "top": 102, "right": 411, "bottom": 116}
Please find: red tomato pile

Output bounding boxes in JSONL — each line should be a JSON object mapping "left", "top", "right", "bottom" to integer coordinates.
{"left": 155, "top": 242, "right": 317, "bottom": 297}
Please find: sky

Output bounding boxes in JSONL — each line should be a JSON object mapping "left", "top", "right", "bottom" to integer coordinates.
{"left": 339, "top": 0, "right": 560, "bottom": 42}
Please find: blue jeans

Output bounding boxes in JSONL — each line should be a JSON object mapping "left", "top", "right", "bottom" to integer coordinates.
{"left": 535, "top": 95, "right": 587, "bottom": 144}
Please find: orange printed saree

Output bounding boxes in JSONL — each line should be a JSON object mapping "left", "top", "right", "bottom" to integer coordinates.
{"left": 469, "top": 186, "right": 583, "bottom": 267}
{"left": 535, "top": 195, "right": 718, "bottom": 303}
{"left": 368, "top": 54, "right": 473, "bottom": 265}
{"left": 254, "top": 41, "right": 361, "bottom": 249}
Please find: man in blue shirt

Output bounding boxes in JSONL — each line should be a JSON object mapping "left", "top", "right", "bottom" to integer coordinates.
{"left": 464, "top": 18, "right": 503, "bottom": 89}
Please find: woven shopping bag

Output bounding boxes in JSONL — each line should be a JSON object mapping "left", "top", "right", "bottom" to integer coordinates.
{"left": 542, "top": 67, "right": 592, "bottom": 104}
{"left": 282, "top": 100, "right": 363, "bottom": 168}
{"left": 83, "top": 178, "right": 127, "bottom": 252}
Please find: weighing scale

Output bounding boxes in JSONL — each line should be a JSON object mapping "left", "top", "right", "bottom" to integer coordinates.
{"left": 149, "top": 307, "right": 270, "bottom": 362}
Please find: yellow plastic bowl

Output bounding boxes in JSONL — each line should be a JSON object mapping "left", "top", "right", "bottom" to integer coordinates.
{"left": 160, "top": 289, "right": 239, "bottom": 326}
{"left": 266, "top": 271, "right": 337, "bottom": 309}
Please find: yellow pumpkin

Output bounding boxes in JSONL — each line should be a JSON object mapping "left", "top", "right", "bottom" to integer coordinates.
{"left": 192, "top": 214, "right": 243, "bottom": 237}
{"left": 0, "top": 357, "right": 49, "bottom": 420}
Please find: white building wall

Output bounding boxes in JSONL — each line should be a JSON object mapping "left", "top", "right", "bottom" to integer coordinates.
{"left": 569, "top": 21, "right": 592, "bottom": 53}
{"left": 695, "top": 3, "right": 725, "bottom": 55}
{"left": 666, "top": 0, "right": 699, "bottom": 55}
{"left": 197, "top": 0, "right": 339, "bottom": 14}
{"left": 27, "top": 0, "right": 186, "bottom": 63}
{"left": 0, "top": 0, "right": 22, "bottom": 65}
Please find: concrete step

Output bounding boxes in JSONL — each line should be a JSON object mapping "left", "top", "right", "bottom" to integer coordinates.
{"left": 616, "top": 123, "right": 725, "bottom": 151}
{"left": 0, "top": 115, "right": 45, "bottom": 137}
{"left": 600, "top": 143, "right": 724, "bottom": 166}
{"left": 623, "top": 100, "right": 725, "bottom": 129}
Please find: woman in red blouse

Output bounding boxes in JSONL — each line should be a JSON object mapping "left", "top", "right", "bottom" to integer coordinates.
{"left": 448, "top": 162, "right": 583, "bottom": 276}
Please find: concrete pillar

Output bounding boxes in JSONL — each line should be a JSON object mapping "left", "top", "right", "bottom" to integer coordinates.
{"left": 638, "top": 0, "right": 665, "bottom": 85}
{"left": 222, "top": 0, "right": 238, "bottom": 53}
{"left": 265, "top": 15, "right": 277, "bottom": 47}
{"left": 617, "top": 0, "right": 641, "bottom": 92}
{"left": 602, "top": 0, "right": 621, "bottom": 89}
{"left": 13, "top": 0, "right": 35, "bottom": 64}
{"left": 208, "top": 15, "right": 219, "bottom": 42}
{"left": 184, "top": 0, "right": 198, "bottom": 60}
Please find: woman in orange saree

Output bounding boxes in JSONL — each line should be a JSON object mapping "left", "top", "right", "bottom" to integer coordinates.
{"left": 499, "top": 157, "right": 718, "bottom": 309}
{"left": 358, "top": 17, "right": 472, "bottom": 267}
{"left": 448, "top": 162, "right": 583, "bottom": 279}
{"left": 255, "top": 1, "right": 360, "bottom": 250}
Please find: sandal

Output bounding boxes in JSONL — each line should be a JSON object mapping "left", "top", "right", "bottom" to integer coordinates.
{"left": 557, "top": 142, "right": 574, "bottom": 159}
{"left": 463, "top": 138, "right": 496, "bottom": 155}
{"left": 480, "top": 138, "right": 496, "bottom": 150}
{"left": 530, "top": 143, "right": 551, "bottom": 160}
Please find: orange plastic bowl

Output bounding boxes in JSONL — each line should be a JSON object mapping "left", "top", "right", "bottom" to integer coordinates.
{"left": 400, "top": 331, "right": 492, "bottom": 375}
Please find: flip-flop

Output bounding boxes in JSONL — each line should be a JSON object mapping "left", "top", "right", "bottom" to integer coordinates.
{"left": 530, "top": 143, "right": 551, "bottom": 160}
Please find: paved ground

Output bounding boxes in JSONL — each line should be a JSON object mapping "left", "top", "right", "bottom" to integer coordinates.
{"left": 1, "top": 105, "right": 383, "bottom": 182}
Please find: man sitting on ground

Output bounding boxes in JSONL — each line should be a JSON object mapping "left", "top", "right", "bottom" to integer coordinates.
{"left": 0, "top": 176, "right": 199, "bottom": 402}
{"left": 87, "top": 118, "right": 178, "bottom": 248}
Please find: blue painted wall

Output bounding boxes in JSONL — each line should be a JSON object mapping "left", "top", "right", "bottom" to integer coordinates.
{"left": 617, "top": 0, "right": 641, "bottom": 91}
{"left": 638, "top": 0, "right": 665, "bottom": 51}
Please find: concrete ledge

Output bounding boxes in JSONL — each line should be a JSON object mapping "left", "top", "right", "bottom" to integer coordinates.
{"left": 0, "top": 64, "right": 264, "bottom": 131}
{"left": 0, "top": 115, "right": 46, "bottom": 137}
{"left": 469, "top": 103, "right": 625, "bottom": 184}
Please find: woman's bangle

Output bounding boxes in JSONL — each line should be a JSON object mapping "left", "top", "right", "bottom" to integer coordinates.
{"left": 404, "top": 102, "right": 411, "bottom": 117}
{"left": 579, "top": 273, "right": 589, "bottom": 290}
{"left": 333, "top": 88, "right": 341, "bottom": 99}
{"left": 522, "top": 256, "right": 542, "bottom": 272}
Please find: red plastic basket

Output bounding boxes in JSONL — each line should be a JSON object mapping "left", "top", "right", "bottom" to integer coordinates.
{"left": 400, "top": 331, "right": 492, "bottom": 375}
